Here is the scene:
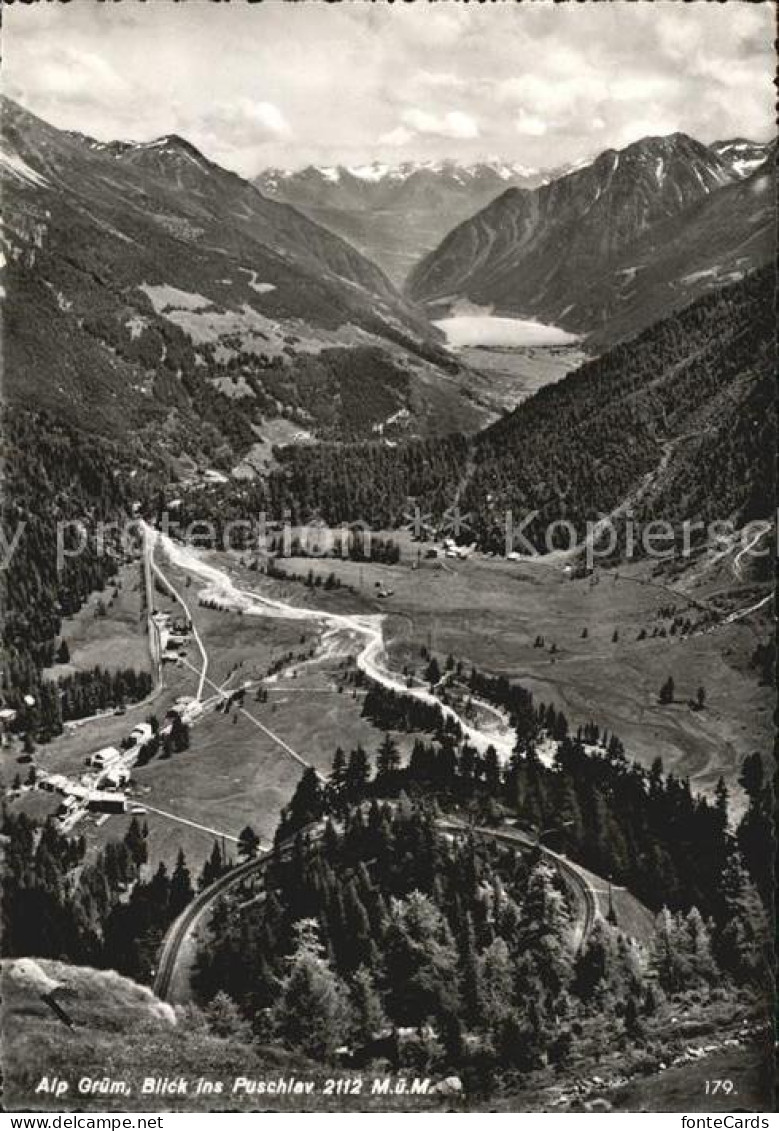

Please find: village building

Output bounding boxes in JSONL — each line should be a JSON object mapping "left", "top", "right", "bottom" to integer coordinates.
{"left": 87, "top": 791, "right": 128, "bottom": 814}
{"left": 88, "top": 745, "right": 123, "bottom": 770}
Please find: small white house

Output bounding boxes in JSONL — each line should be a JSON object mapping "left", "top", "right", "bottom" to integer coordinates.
{"left": 88, "top": 745, "right": 122, "bottom": 769}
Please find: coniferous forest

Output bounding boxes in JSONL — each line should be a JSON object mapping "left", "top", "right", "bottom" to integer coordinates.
{"left": 190, "top": 730, "right": 771, "bottom": 1076}
{"left": 159, "top": 269, "right": 774, "bottom": 554}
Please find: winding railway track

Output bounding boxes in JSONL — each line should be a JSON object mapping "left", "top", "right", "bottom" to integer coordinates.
{"left": 154, "top": 818, "right": 609, "bottom": 1003}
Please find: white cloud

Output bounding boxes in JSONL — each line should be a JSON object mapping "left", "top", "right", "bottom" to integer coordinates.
{"left": 2, "top": 1, "right": 774, "bottom": 173}
{"left": 400, "top": 108, "right": 479, "bottom": 140}
{"left": 244, "top": 101, "right": 290, "bottom": 137}
{"left": 515, "top": 111, "right": 548, "bottom": 138}
{"left": 379, "top": 126, "right": 414, "bottom": 148}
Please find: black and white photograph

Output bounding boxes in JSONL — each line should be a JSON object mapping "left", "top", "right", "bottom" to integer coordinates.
{"left": 0, "top": 0, "right": 775, "bottom": 1118}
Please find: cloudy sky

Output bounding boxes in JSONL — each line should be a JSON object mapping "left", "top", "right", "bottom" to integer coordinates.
{"left": 4, "top": 1, "right": 775, "bottom": 176}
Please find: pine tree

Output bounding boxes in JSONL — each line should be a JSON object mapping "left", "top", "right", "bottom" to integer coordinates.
{"left": 649, "top": 907, "right": 689, "bottom": 993}
{"left": 384, "top": 891, "right": 460, "bottom": 1026}
{"left": 478, "top": 936, "right": 514, "bottom": 1031}
{"left": 170, "top": 849, "right": 194, "bottom": 917}
{"left": 375, "top": 733, "right": 401, "bottom": 780}
{"left": 573, "top": 917, "right": 613, "bottom": 1001}
{"left": 345, "top": 746, "right": 370, "bottom": 796}
{"left": 350, "top": 965, "right": 386, "bottom": 1046}
{"left": 238, "top": 825, "right": 261, "bottom": 859}
{"left": 272, "top": 919, "right": 351, "bottom": 1059}
{"left": 206, "top": 991, "right": 252, "bottom": 1040}
{"left": 289, "top": 767, "right": 324, "bottom": 828}
{"left": 736, "top": 753, "right": 773, "bottom": 904}
{"left": 330, "top": 747, "right": 347, "bottom": 791}
{"left": 199, "top": 841, "right": 224, "bottom": 889}
{"left": 458, "top": 914, "right": 481, "bottom": 1026}
{"left": 516, "top": 862, "right": 573, "bottom": 995}
{"left": 123, "top": 817, "right": 148, "bottom": 870}
{"left": 683, "top": 906, "right": 717, "bottom": 984}
{"left": 715, "top": 853, "right": 771, "bottom": 985}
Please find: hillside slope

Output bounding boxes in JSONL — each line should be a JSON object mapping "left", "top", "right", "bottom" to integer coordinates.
{"left": 263, "top": 269, "right": 774, "bottom": 550}
{"left": 406, "top": 134, "right": 774, "bottom": 345}
{"left": 462, "top": 268, "right": 775, "bottom": 550}
{"left": 0, "top": 959, "right": 307, "bottom": 1113}
{"left": 0, "top": 97, "right": 484, "bottom": 463}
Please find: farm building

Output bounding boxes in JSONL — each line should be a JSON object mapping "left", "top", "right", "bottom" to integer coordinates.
{"left": 130, "top": 723, "right": 154, "bottom": 745}
{"left": 88, "top": 746, "right": 123, "bottom": 769}
{"left": 88, "top": 791, "right": 127, "bottom": 814}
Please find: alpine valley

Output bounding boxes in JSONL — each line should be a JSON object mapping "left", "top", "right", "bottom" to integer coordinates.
{"left": 1, "top": 81, "right": 775, "bottom": 1118}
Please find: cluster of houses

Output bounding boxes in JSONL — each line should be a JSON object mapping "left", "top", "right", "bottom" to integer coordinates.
{"left": 152, "top": 611, "right": 191, "bottom": 663}
{"left": 37, "top": 718, "right": 159, "bottom": 826}
{"left": 34, "top": 696, "right": 207, "bottom": 831}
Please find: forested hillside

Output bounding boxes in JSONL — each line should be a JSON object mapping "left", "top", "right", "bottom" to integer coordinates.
{"left": 460, "top": 266, "right": 775, "bottom": 552}
{"left": 0, "top": 409, "right": 162, "bottom": 733}
{"left": 190, "top": 732, "right": 771, "bottom": 1075}
{"left": 195, "top": 269, "right": 773, "bottom": 549}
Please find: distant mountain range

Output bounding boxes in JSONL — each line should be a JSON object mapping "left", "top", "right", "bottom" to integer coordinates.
{"left": 406, "top": 133, "right": 775, "bottom": 345}
{"left": 253, "top": 160, "right": 553, "bottom": 285}
{"left": 3, "top": 98, "right": 774, "bottom": 475}
{"left": 0, "top": 97, "right": 494, "bottom": 471}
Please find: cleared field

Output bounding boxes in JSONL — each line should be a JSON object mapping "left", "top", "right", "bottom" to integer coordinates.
{"left": 266, "top": 549, "right": 772, "bottom": 812}
{"left": 42, "top": 560, "right": 150, "bottom": 680}
{"left": 90, "top": 682, "right": 392, "bottom": 872}
{"left": 10, "top": 529, "right": 769, "bottom": 870}
{"left": 459, "top": 343, "right": 587, "bottom": 411}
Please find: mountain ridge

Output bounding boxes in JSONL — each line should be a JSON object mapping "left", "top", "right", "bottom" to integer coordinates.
{"left": 1, "top": 96, "right": 491, "bottom": 467}
{"left": 405, "top": 131, "right": 774, "bottom": 344}
{"left": 253, "top": 158, "right": 553, "bottom": 285}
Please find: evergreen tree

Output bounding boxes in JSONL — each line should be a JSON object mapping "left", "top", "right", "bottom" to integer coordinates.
{"left": 170, "top": 849, "right": 194, "bottom": 917}
{"left": 375, "top": 733, "right": 401, "bottom": 780}
{"left": 350, "top": 965, "right": 386, "bottom": 1046}
{"left": 330, "top": 747, "right": 347, "bottom": 791}
{"left": 658, "top": 676, "right": 675, "bottom": 704}
{"left": 206, "top": 990, "right": 252, "bottom": 1040}
{"left": 516, "top": 863, "right": 573, "bottom": 995}
{"left": 715, "top": 853, "right": 771, "bottom": 985}
{"left": 683, "top": 906, "right": 718, "bottom": 984}
{"left": 288, "top": 767, "right": 324, "bottom": 828}
{"left": 384, "top": 891, "right": 460, "bottom": 1026}
{"left": 123, "top": 817, "right": 148, "bottom": 870}
{"left": 649, "top": 907, "right": 689, "bottom": 993}
{"left": 199, "top": 841, "right": 225, "bottom": 890}
{"left": 238, "top": 826, "right": 261, "bottom": 860}
{"left": 345, "top": 746, "right": 370, "bottom": 796}
{"left": 272, "top": 919, "right": 351, "bottom": 1059}
{"left": 736, "top": 753, "right": 773, "bottom": 904}
{"left": 478, "top": 936, "right": 514, "bottom": 1032}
